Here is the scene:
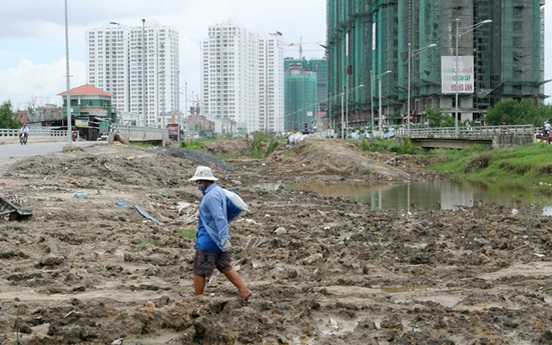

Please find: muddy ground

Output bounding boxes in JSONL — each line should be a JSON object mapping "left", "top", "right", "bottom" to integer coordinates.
{"left": 0, "top": 138, "right": 552, "bottom": 345}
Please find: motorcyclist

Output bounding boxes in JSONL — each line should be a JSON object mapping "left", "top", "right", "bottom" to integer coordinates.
{"left": 19, "top": 124, "right": 29, "bottom": 141}
{"left": 544, "top": 121, "right": 551, "bottom": 137}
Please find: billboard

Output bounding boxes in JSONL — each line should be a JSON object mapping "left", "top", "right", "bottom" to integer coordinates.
{"left": 441, "top": 56, "right": 474, "bottom": 94}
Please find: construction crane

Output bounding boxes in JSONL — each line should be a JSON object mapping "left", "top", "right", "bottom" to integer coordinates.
{"left": 286, "top": 36, "right": 325, "bottom": 59}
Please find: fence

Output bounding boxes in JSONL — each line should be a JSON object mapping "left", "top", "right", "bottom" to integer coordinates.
{"left": 0, "top": 128, "right": 68, "bottom": 138}
{"left": 397, "top": 125, "right": 535, "bottom": 138}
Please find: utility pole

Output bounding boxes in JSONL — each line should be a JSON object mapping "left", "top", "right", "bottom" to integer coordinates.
{"left": 142, "top": 19, "right": 146, "bottom": 127}
{"left": 64, "top": 0, "right": 71, "bottom": 143}
{"left": 183, "top": 82, "right": 187, "bottom": 140}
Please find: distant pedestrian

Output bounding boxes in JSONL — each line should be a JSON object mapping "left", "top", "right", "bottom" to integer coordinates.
{"left": 501, "top": 122, "right": 508, "bottom": 133}
{"left": 189, "top": 166, "right": 253, "bottom": 303}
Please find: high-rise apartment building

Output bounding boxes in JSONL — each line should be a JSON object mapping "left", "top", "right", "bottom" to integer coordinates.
{"left": 284, "top": 58, "right": 328, "bottom": 132}
{"left": 201, "top": 21, "right": 284, "bottom": 134}
{"left": 86, "top": 20, "right": 179, "bottom": 127}
{"left": 326, "top": 0, "right": 546, "bottom": 129}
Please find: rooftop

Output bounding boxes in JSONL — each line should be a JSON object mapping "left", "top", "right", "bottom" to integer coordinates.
{"left": 57, "top": 84, "right": 113, "bottom": 97}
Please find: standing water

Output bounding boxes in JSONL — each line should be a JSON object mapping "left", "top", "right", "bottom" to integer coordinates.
{"left": 256, "top": 180, "right": 552, "bottom": 216}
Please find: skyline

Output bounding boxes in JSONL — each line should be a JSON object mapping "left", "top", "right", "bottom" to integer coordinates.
{"left": 0, "top": 0, "right": 326, "bottom": 110}
{"left": 0, "top": 1, "right": 551, "bottom": 111}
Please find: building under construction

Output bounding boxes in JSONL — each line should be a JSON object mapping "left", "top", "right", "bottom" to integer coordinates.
{"left": 326, "top": 0, "right": 546, "bottom": 130}
{"left": 284, "top": 58, "right": 328, "bottom": 132}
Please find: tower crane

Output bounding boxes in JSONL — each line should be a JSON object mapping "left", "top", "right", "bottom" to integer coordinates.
{"left": 286, "top": 37, "right": 325, "bottom": 59}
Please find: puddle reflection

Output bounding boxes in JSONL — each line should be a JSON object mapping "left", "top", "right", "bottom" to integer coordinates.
{"left": 256, "top": 180, "right": 552, "bottom": 215}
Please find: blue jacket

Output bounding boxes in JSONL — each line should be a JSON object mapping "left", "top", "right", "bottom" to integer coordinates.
{"left": 194, "top": 182, "right": 229, "bottom": 253}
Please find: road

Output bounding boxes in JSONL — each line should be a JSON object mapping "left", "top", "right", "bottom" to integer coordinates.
{"left": 0, "top": 141, "right": 107, "bottom": 162}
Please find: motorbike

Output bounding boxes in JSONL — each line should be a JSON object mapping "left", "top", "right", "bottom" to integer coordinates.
{"left": 19, "top": 133, "right": 28, "bottom": 145}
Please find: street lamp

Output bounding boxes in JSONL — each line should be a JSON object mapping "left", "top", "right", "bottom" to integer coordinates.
{"left": 407, "top": 43, "right": 436, "bottom": 134}
{"left": 142, "top": 19, "right": 146, "bottom": 127}
{"left": 64, "top": 0, "right": 72, "bottom": 144}
{"left": 183, "top": 82, "right": 187, "bottom": 140}
{"left": 340, "top": 92, "right": 345, "bottom": 139}
{"left": 344, "top": 84, "right": 365, "bottom": 138}
{"left": 375, "top": 70, "right": 392, "bottom": 136}
{"left": 454, "top": 18, "right": 492, "bottom": 134}
{"left": 370, "top": 70, "right": 374, "bottom": 136}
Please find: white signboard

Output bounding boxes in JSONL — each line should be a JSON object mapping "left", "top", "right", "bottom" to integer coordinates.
{"left": 441, "top": 56, "right": 474, "bottom": 94}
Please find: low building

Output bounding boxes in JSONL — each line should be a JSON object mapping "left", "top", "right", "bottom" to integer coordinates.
{"left": 57, "top": 84, "right": 117, "bottom": 140}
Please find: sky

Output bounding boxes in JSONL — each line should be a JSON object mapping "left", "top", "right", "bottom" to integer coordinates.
{"left": 0, "top": 0, "right": 327, "bottom": 110}
{"left": 0, "top": 1, "right": 551, "bottom": 110}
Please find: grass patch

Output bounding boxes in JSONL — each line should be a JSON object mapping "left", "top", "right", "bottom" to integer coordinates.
{"left": 360, "top": 167, "right": 372, "bottom": 175}
{"left": 360, "top": 137, "right": 422, "bottom": 155}
{"left": 131, "top": 142, "right": 156, "bottom": 149}
{"left": 428, "top": 142, "right": 552, "bottom": 187}
{"left": 247, "top": 132, "right": 281, "bottom": 158}
{"left": 137, "top": 238, "right": 158, "bottom": 246}
{"left": 180, "top": 139, "right": 205, "bottom": 150}
{"left": 176, "top": 228, "right": 196, "bottom": 239}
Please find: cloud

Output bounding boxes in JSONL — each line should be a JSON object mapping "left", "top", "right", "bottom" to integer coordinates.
{"left": 0, "top": 0, "right": 327, "bottom": 109}
{"left": 0, "top": 58, "right": 85, "bottom": 109}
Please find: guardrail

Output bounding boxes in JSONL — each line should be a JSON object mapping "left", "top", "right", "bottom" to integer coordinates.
{"left": 0, "top": 125, "right": 167, "bottom": 144}
{"left": 110, "top": 124, "right": 166, "bottom": 142}
{"left": 397, "top": 125, "right": 535, "bottom": 138}
{"left": 110, "top": 124, "right": 165, "bottom": 134}
{"left": 0, "top": 128, "right": 68, "bottom": 137}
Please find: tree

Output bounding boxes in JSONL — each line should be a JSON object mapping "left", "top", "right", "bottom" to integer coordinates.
{"left": 425, "top": 108, "right": 455, "bottom": 128}
{"left": 485, "top": 99, "right": 552, "bottom": 126}
{"left": 0, "top": 101, "right": 21, "bottom": 129}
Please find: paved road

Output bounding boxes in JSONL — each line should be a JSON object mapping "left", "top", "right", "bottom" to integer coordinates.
{"left": 0, "top": 141, "right": 107, "bottom": 161}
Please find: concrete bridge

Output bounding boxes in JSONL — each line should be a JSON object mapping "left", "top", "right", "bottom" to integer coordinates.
{"left": 396, "top": 125, "right": 536, "bottom": 149}
{"left": 0, "top": 128, "right": 72, "bottom": 144}
{"left": 0, "top": 125, "right": 166, "bottom": 145}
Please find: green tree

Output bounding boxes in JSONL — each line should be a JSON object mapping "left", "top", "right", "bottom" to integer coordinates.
{"left": 0, "top": 101, "right": 21, "bottom": 129}
{"left": 485, "top": 99, "right": 552, "bottom": 126}
{"left": 425, "top": 108, "right": 455, "bottom": 128}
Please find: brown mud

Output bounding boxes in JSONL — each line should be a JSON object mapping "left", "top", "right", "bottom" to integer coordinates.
{"left": 0, "top": 138, "right": 551, "bottom": 345}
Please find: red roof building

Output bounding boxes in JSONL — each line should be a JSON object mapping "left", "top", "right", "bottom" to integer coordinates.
{"left": 57, "top": 84, "right": 116, "bottom": 120}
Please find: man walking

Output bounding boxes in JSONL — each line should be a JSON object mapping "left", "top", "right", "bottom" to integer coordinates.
{"left": 189, "top": 166, "right": 253, "bottom": 303}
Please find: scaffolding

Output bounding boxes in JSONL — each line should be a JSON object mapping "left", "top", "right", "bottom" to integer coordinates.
{"left": 284, "top": 59, "right": 319, "bottom": 132}
{"left": 326, "top": 0, "right": 546, "bottom": 129}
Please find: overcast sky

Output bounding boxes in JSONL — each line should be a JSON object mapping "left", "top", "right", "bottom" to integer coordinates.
{"left": 0, "top": 1, "right": 551, "bottom": 110}
{"left": 0, "top": 0, "right": 327, "bottom": 109}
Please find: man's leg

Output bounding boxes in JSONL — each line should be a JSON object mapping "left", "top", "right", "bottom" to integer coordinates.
{"left": 193, "top": 274, "right": 206, "bottom": 296}
{"left": 221, "top": 269, "right": 252, "bottom": 300}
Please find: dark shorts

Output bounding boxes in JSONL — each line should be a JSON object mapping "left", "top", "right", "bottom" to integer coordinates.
{"left": 193, "top": 248, "right": 232, "bottom": 278}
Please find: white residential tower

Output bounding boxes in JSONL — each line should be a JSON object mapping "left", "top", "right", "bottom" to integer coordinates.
{"left": 86, "top": 20, "right": 179, "bottom": 127}
{"left": 201, "top": 21, "right": 284, "bottom": 134}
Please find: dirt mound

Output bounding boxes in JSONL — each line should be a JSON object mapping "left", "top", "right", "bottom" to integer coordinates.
{"left": 202, "top": 138, "right": 252, "bottom": 156}
{"left": 259, "top": 137, "right": 436, "bottom": 182}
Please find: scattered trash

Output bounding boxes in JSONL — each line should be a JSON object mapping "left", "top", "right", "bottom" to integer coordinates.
{"left": 0, "top": 195, "right": 32, "bottom": 220}
{"left": 274, "top": 227, "right": 287, "bottom": 235}
{"left": 73, "top": 192, "right": 88, "bottom": 198}
{"left": 104, "top": 162, "right": 116, "bottom": 172}
{"left": 115, "top": 200, "right": 164, "bottom": 225}
{"left": 344, "top": 237, "right": 354, "bottom": 245}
